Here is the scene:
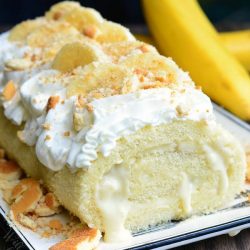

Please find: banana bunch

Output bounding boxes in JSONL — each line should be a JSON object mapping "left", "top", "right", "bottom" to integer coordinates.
{"left": 135, "top": 31, "right": 250, "bottom": 72}
{"left": 220, "top": 30, "right": 250, "bottom": 72}
{"left": 142, "top": 0, "right": 250, "bottom": 120}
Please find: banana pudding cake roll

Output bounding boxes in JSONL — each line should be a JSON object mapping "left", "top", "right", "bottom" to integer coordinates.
{"left": 0, "top": 1, "right": 246, "bottom": 243}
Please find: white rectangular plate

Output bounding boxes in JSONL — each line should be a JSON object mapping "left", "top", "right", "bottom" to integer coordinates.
{"left": 0, "top": 103, "right": 250, "bottom": 250}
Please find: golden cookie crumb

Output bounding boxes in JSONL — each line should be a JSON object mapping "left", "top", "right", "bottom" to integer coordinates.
{"left": 86, "top": 103, "right": 94, "bottom": 112}
{"left": 49, "top": 219, "right": 63, "bottom": 230}
{"left": 42, "top": 123, "right": 51, "bottom": 130}
{"left": 53, "top": 12, "right": 62, "bottom": 20}
{"left": 46, "top": 96, "right": 60, "bottom": 111}
{"left": 0, "top": 160, "right": 22, "bottom": 181}
{"left": 134, "top": 68, "right": 148, "bottom": 76}
{"left": 83, "top": 25, "right": 98, "bottom": 39}
{"left": 2, "top": 81, "right": 16, "bottom": 101}
{"left": 64, "top": 131, "right": 70, "bottom": 137}
{"left": 10, "top": 178, "right": 42, "bottom": 220}
{"left": 76, "top": 95, "right": 86, "bottom": 108}
{"left": 138, "top": 44, "right": 150, "bottom": 53}
{"left": 49, "top": 228, "right": 101, "bottom": 250}
{"left": 45, "top": 135, "right": 52, "bottom": 141}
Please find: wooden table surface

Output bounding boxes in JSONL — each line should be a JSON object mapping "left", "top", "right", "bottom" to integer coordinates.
{"left": 175, "top": 229, "right": 250, "bottom": 250}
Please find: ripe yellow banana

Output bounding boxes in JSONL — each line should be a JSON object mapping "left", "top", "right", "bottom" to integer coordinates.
{"left": 136, "top": 31, "right": 250, "bottom": 72}
{"left": 220, "top": 30, "right": 250, "bottom": 72}
{"left": 142, "top": 0, "right": 250, "bottom": 120}
{"left": 134, "top": 34, "right": 155, "bottom": 45}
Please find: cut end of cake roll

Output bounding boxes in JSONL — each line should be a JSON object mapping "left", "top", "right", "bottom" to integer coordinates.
{"left": 49, "top": 120, "right": 245, "bottom": 241}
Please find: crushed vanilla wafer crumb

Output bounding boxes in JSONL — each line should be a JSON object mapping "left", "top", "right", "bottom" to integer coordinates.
{"left": 46, "top": 96, "right": 60, "bottom": 111}
{"left": 49, "top": 228, "right": 101, "bottom": 250}
{"left": 2, "top": 81, "right": 16, "bottom": 101}
{"left": 138, "top": 44, "right": 150, "bottom": 53}
{"left": 86, "top": 103, "right": 94, "bottom": 112}
{"left": 42, "top": 123, "right": 51, "bottom": 130}
{"left": 0, "top": 150, "right": 84, "bottom": 240}
{"left": 64, "top": 131, "right": 70, "bottom": 137}
{"left": 83, "top": 25, "right": 98, "bottom": 39}
{"left": 49, "top": 219, "right": 63, "bottom": 230}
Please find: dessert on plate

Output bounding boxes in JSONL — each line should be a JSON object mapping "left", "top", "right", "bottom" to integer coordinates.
{"left": 0, "top": 1, "right": 246, "bottom": 243}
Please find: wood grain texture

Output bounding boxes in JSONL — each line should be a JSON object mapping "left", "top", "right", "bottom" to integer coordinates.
{"left": 175, "top": 229, "right": 250, "bottom": 250}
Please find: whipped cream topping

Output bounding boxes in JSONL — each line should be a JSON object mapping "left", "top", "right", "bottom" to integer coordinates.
{"left": 0, "top": 65, "right": 50, "bottom": 125}
{"left": 14, "top": 68, "right": 214, "bottom": 171}
{"left": 72, "top": 86, "right": 214, "bottom": 168}
{"left": 0, "top": 32, "right": 52, "bottom": 125}
{"left": 0, "top": 33, "right": 215, "bottom": 171}
{"left": 0, "top": 32, "right": 28, "bottom": 72}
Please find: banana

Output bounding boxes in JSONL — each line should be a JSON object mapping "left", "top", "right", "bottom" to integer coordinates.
{"left": 95, "top": 21, "right": 135, "bottom": 43}
{"left": 8, "top": 18, "right": 45, "bottom": 42}
{"left": 62, "top": 6, "right": 103, "bottom": 33}
{"left": 102, "top": 40, "right": 158, "bottom": 62}
{"left": 135, "top": 32, "right": 250, "bottom": 72}
{"left": 5, "top": 58, "right": 32, "bottom": 71}
{"left": 66, "top": 63, "right": 129, "bottom": 97}
{"left": 52, "top": 42, "right": 108, "bottom": 73}
{"left": 45, "top": 1, "right": 81, "bottom": 20}
{"left": 142, "top": 0, "right": 250, "bottom": 120}
{"left": 220, "top": 30, "right": 250, "bottom": 72}
{"left": 26, "top": 22, "right": 80, "bottom": 48}
{"left": 120, "top": 52, "right": 179, "bottom": 82}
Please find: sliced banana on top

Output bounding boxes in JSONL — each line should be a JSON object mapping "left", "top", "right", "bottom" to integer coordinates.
{"left": 52, "top": 42, "right": 108, "bottom": 73}
{"left": 120, "top": 53, "right": 179, "bottom": 82}
{"left": 66, "top": 63, "right": 130, "bottom": 97}
{"left": 26, "top": 22, "right": 80, "bottom": 48}
{"left": 62, "top": 7, "right": 103, "bottom": 32}
{"left": 8, "top": 18, "right": 46, "bottom": 42}
{"left": 103, "top": 41, "right": 158, "bottom": 62}
{"left": 5, "top": 58, "right": 33, "bottom": 71}
{"left": 45, "top": 1, "right": 81, "bottom": 20}
{"left": 95, "top": 21, "right": 135, "bottom": 43}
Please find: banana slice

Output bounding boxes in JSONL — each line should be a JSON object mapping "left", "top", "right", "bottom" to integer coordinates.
{"left": 95, "top": 21, "right": 135, "bottom": 43}
{"left": 5, "top": 58, "right": 32, "bottom": 71}
{"left": 52, "top": 42, "right": 108, "bottom": 73}
{"left": 103, "top": 41, "right": 158, "bottom": 62}
{"left": 26, "top": 22, "right": 80, "bottom": 48}
{"left": 120, "top": 52, "right": 179, "bottom": 80}
{"left": 67, "top": 63, "right": 130, "bottom": 97}
{"left": 45, "top": 1, "right": 81, "bottom": 20}
{"left": 62, "top": 7, "right": 103, "bottom": 32}
{"left": 8, "top": 18, "right": 45, "bottom": 42}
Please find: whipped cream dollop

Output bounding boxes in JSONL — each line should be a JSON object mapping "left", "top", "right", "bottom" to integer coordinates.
{"left": 0, "top": 32, "right": 51, "bottom": 125}
{"left": 0, "top": 32, "right": 27, "bottom": 72}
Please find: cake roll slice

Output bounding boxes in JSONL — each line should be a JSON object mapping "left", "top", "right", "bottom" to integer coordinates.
{"left": 0, "top": 1, "right": 246, "bottom": 243}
